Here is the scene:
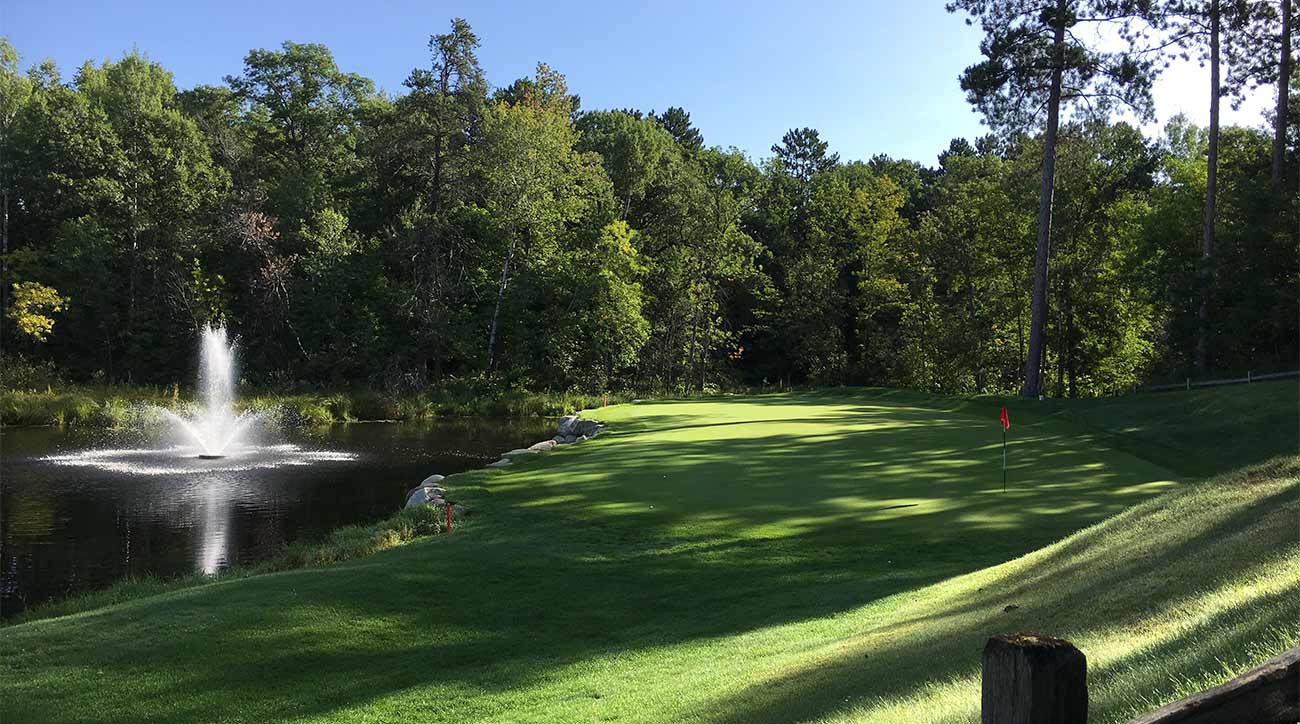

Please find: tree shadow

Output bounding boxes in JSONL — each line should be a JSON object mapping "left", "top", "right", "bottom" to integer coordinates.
{"left": 1, "top": 393, "right": 1264, "bottom": 724}
{"left": 693, "top": 460, "right": 1300, "bottom": 723}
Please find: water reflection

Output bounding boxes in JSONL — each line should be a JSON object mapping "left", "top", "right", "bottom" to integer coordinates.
{"left": 41, "top": 444, "right": 358, "bottom": 476}
{"left": 0, "top": 418, "right": 555, "bottom": 617}
{"left": 196, "top": 483, "right": 231, "bottom": 575}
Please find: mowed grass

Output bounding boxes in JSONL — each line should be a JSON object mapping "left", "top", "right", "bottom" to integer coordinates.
{"left": 1, "top": 384, "right": 1296, "bottom": 723}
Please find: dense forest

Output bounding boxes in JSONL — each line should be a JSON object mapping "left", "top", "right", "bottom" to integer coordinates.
{"left": 1, "top": 3, "right": 1296, "bottom": 398}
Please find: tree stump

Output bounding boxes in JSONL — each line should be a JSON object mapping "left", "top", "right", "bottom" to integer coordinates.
{"left": 982, "top": 633, "right": 1087, "bottom": 724}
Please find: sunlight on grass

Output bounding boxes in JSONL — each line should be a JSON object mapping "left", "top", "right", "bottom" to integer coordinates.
{"left": 809, "top": 461, "right": 1299, "bottom": 723}
{"left": 1, "top": 386, "right": 1295, "bottom": 724}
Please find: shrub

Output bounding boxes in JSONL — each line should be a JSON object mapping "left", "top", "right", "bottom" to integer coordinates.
{"left": 87, "top": 398, "right": 132, "bottom": 427}
{"left": 350, "top": 392, "right": 399, "bottom": 421}
{"left": 395, "top": 396, "right": 435, "bottom": 421}
{"left": 289, "top": 397, "right": 335, "bottom": 427}
{"left": 0, "top": 356, "right": 64, "bottom": 390}
{"left": 324, "top": 394, "right": 354, "bottom": 422}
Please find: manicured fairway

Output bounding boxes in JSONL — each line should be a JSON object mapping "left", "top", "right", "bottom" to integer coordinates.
{"left": 2, "top": 386, "right": 1296, "bottom": 723}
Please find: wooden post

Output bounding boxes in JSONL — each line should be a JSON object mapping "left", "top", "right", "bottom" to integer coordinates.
{"left": 982, "top": 634, "right": 1087, "bottom": 724}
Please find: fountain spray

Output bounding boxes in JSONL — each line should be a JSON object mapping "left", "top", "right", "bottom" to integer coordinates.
{"left": 162, "top": 325, "right": 258, "bottom": 458}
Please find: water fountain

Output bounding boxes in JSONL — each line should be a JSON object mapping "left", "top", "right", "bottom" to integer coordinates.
{"left": 160, "top": 325, "right": 258, "bottom": 459}
{"left": 8, "top": 323, "right": 547, "bottom": 614}
{"left": 42, "top": 325, "right": 356, "bottom": 474}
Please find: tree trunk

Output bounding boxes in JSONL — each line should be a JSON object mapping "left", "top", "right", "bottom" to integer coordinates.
{"left": 965, "top": 267, "right": 984, "bottom": 392}
{"left": 1065, "top": 277, "right": 1076, "bottom": 398}
{"left": 1021, "top": 0, "right": 1067, "bottom": 399}
{"left": 1056, "top": 299, "right": 1066, "bottom": 397}
{"left": 431, "top": 130, "right": 444, "bottom": 212}
{"left": 1197, "top": 1, "right": 1220, "bottom": 379}
{"left": 1017, "top": 302, "right": 1025, "bottom": 386}
{"left": 431, "top": 61, "right": 452, "bottom": 211}
{"left": 487, "top": 233, "right": 516, "bottom": 372}
{"left": 699, "top": 343, "right": 706, "bottom": 393}
{"left": 1, "top": 182, "right": 8, "bottom": 356}
{"left": 688, "top": 305, "right": 700, "bottom": 394}
{"left": 1273, "top": 0, "right": 1292, "bottom": 190}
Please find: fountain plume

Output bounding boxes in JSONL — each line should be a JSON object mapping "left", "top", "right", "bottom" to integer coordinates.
{"left": 162, "top": 325, "right": 258, "bottom": 458}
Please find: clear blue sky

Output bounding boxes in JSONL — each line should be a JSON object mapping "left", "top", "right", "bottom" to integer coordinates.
{"left": 4, "top": 2, "right": 1021, "bottom": 165}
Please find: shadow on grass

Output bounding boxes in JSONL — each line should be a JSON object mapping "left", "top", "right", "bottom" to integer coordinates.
{"left": 0, "top": 393, "right": 1289, "bottom": 724}
{"left": 695, "top": 458, "right": 1300, "bottom": 724}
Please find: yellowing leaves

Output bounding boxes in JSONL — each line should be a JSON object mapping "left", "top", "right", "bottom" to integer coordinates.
{"left": 7, "top": 282, "right": 69, "bottom": 343}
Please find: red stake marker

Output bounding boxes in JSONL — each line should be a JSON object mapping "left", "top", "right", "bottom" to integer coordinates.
{"left": 446, "top": 503, "right": 452, "bottom": 533}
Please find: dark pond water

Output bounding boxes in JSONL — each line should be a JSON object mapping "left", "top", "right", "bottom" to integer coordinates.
{"left": 0, "top": 419, "right": 554, "bottom": 618}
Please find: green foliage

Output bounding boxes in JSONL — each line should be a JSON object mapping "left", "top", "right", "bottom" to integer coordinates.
{"left": 268, "top": 505, "right": 444, "bottom": 571}
{"left": 1141, "top": 116, "right": 1299, "bottom": 379}
{"left": 651, "top": 106, "right": 703, "bottom": 153}
{"left": 904, "top": 148, "right": 1028, "bottom": 392}
{"left": 539, "top": 220, "right": 650, "bottom": 387}
{"left": 946, "top": 0, "right": 1160, "bottom": 134}
{"left": 0, "top": 387, "right": 167, "bottom": 426}
{"left": 6, "top": 49, "right": 228, "bottom": 380}
{"left": 0, "top": 382, "right": 653, "bottom": 427}
{"left": 1, "top": 16, "right": 1294, "bottom": 398}
{"left": 225, "top": 42, "right": 372, "bottom": 231}
{"left": 0, "top": 355, "right": 62, "bottom": 389}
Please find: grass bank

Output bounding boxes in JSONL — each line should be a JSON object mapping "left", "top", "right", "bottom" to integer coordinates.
{"left": 7, "top": 505, "right": 448, "bottom": 626}
{"left": 0, "top": 385, "right": 637, "bottom": 427}
{"left": 1, "top": 382, "right": 1295, "bottom": 723}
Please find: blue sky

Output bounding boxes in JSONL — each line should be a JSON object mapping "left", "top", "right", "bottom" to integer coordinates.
{"left": 2, "top": 1, "right": 1272, "bottom": 166}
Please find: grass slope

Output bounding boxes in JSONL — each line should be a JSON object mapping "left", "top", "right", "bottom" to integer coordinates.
{"left": 2, "top": 384, "right": 1296, "bottom": 723}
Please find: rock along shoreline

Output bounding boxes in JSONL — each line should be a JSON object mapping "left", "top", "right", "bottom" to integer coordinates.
{"left": 401, "top": 413, "right": 606, "bottom": 520}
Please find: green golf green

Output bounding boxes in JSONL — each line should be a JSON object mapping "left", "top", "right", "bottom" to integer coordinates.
{"left": 2, "top": 384, "right": 1296, "bottom": 723}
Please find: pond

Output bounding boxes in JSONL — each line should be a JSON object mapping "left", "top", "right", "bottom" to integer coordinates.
{"left": 0, "top": 418, "right": 555, "bottom": 618}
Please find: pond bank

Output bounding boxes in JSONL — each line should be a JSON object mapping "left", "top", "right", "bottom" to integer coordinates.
{"left": 1, "top": 416, "right": 560, "bottom": 622}
{"left": 4, "top": 413, "right": 606, "bottom": 626}
{"left": 0, "top": 386, "right": 637, "bottom": 427}
{"left": 402, "top": 413, "right": 607, "bottom": 512}
{"left": 5, "top": 503, "right": 447, "bottom": 626}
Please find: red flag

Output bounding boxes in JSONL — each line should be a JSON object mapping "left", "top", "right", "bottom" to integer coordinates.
{"left": 999, "top": 406, "right": 1010, "bottom": 431}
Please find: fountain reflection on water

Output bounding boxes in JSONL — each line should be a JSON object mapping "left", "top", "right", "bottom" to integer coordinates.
{"left": 196, "top": 483, "right": 231, "bottom": 575}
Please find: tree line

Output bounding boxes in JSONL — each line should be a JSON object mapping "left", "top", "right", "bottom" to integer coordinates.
{"left": 1, "top": 3, "right": 1295, "bottom": 398}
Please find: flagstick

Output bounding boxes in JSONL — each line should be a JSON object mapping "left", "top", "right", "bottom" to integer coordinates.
{"left": 1001, "top": 427, "right": 1007, "bottom": 493}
